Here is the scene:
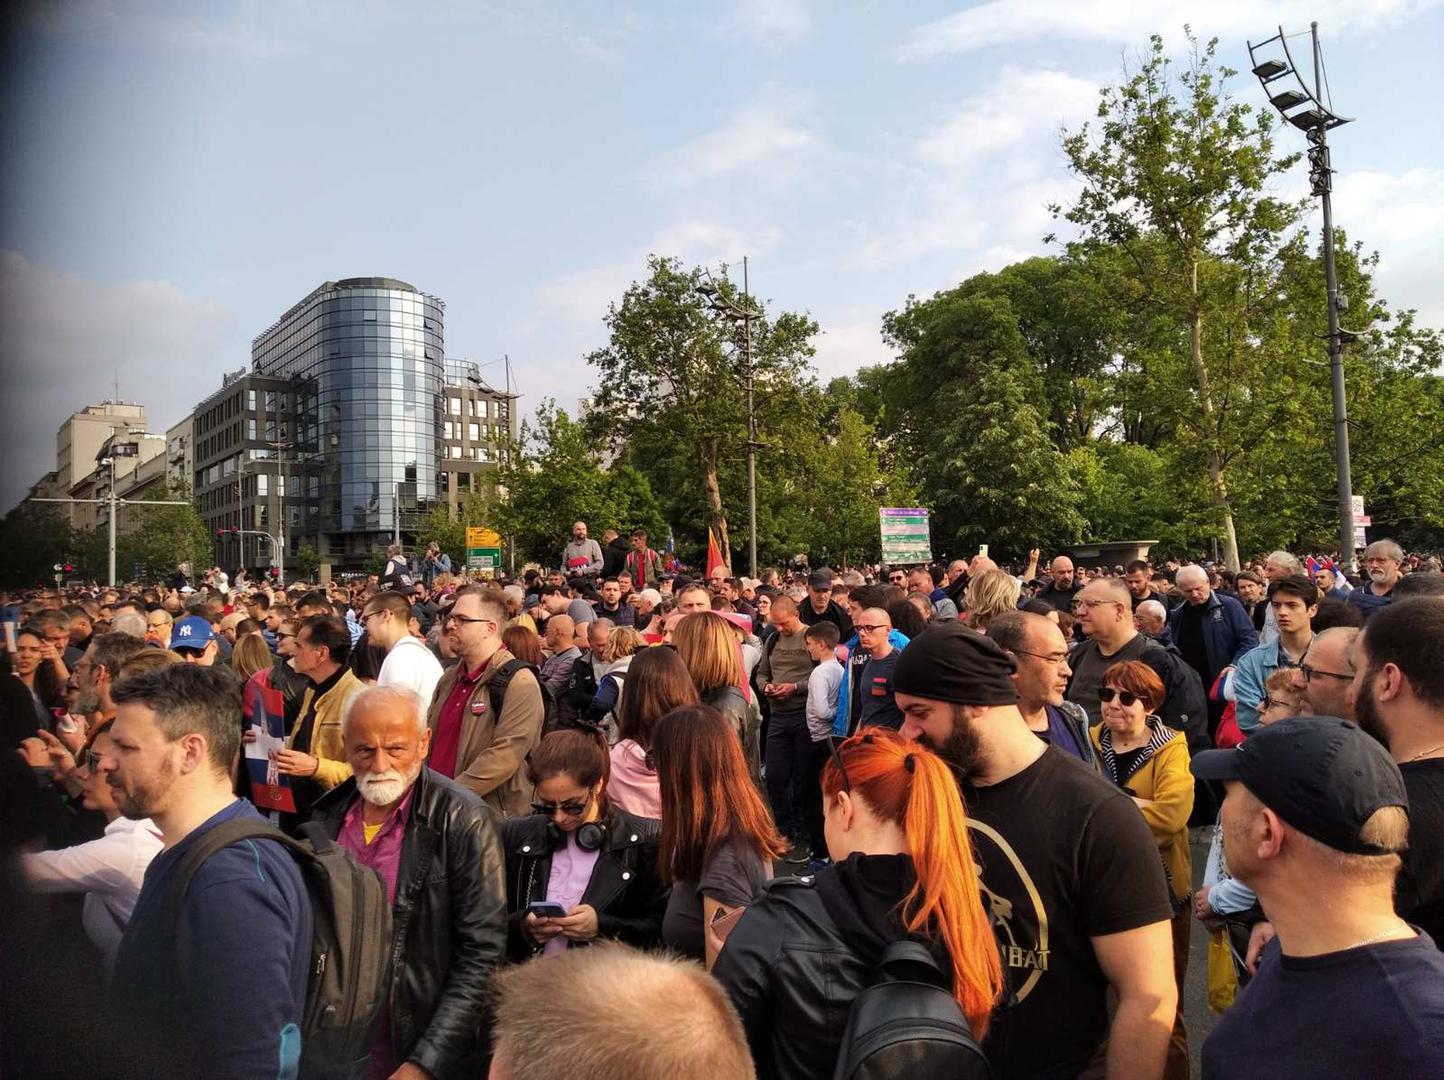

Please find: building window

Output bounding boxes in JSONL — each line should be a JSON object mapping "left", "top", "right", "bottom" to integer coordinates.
{"left": 468, "top": 422, "right": 479, "bottom": 442}
{"left": 248, "top": 418, "right": 257, "bottom": 440}
{"left": 449, "top": 445, "right": 461, "bottom": 459}
{"left": 449, "top": 397, "right": 461, "bottom": 416}
{"left": 248, "top": 390, "right": 256, "bottom": 411}
{"left": 443, "top": 421, "right": 453, "bottom": 439}
{"left": 257, "top": 473, "right": 268, "bottom": 496}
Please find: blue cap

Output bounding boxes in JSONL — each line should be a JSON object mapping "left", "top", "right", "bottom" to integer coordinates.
{"left": 170, "top": 615, "right": 215, "bottom": 649}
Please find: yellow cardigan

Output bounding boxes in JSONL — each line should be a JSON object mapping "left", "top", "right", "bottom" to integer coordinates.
{"left": 1090, "top": 720, "right": 1195, "bottom": 902}
{"left": 289, "top": 667, "right": 364, "bottom": 789}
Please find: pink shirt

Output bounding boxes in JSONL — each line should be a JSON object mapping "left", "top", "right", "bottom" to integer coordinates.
{"left": 608, "top": 740, "right": 662, "bottom": 819}
{"left": 543, "top": 832, "right": 601, "bottom": 956}
{"left": 338, "top": 785, "right": 416, "bottom": 904}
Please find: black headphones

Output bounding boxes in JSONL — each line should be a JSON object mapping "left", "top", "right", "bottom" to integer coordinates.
{"left": 546, "top": 817, "right": 607, "bottom": 853}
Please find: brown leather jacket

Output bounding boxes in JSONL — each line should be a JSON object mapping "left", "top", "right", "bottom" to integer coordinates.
{"left": 426, "top": 648, "right": 544, "bottom": 819}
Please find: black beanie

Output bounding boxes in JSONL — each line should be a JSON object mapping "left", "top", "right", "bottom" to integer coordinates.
{"left": 892, "top": 622, "right": 1020, "bottom": 706}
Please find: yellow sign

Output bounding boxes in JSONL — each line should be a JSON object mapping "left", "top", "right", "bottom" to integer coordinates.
{"left": 466, "top": 527, "right": 502, "bottom": 548}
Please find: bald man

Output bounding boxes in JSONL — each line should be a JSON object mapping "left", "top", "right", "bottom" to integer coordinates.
{"left": 850, "top": 608, "right": 904, "bottom": 731}
{"left": 1035, "top": 555, "right": 1082, "bottom": 613}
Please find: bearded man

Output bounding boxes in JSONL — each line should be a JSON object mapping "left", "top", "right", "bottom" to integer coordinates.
{"left": 310, "top": 685, "right": 507, "bottom": 1079}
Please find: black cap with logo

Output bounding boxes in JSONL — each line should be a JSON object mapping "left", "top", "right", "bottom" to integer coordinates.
{"left": 1190, "top": 716, "right": 1408, "bottom": 856}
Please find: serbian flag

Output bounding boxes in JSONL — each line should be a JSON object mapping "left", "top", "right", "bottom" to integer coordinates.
{"left": 242, "top": 670, "right": 297, "bottom": 814}
{"left": 705, "top": 526, "right": 727, "bottom": 579}
{"left": 1306, "top": 556, "right": 1321, "bottom": 575}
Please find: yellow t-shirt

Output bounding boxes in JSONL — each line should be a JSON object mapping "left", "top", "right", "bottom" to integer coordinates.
{"left": 362, "top": 821, "right": 382, "bottom": 846}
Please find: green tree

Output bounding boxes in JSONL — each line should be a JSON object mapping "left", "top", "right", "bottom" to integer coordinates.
{"left": 585, "top": 256, "right": 819, "bottom": 567}
{"left": 496, "top": 401, "right": 666, "bottom": 566}
{"left": 120, "top": 481, "right": 213, "bottom": 582}
{"left": 295, "top": 543, "right": 321, "bottom": 582}
{"left": 0, "top": 502, "right": 75, "bottom": 587}
{"left": 1052, "top": 32, "right": 1303, "bottom": 568}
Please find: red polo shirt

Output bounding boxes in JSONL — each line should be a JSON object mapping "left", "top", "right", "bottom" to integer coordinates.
{"left": 429, "top": 656, "right": 490, "bottom": 778}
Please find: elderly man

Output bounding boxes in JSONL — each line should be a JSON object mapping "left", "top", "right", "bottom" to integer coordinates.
{"left": 1035, "top": 556, "right": 1082, "bottom": 614}
{"left": 311, "top": 686, "right": 507, "bottom": 1079}
{"left": 1166, "top": 565, "right": 1258, "bottom": 698}
{"left": 1347, "top": 539, "right": 1405, "bottom": 618}
{"left": 1134, "top": 599, "right": 1170, "bottom": 642}
{"left": 427, "top": 586, "right": 545, "bottom": 818}
{"left": 906, "top": 566, "right": 959, "bottom": 622}
{"left": 1193, "top": 719, "right": 1444, "bottom": 1076}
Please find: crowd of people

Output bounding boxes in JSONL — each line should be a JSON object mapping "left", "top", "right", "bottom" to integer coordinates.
{"left": 2, "top": 524, "right": 1443, "bottom": 1079}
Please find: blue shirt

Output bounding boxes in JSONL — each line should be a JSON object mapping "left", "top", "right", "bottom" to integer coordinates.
{"left": 1345, "top": 581, "right": 1394, "bottom": 617}
{"left": 1042, "top": 703, "right": 1089, "bottom": 762}
{"left": 113, "top": 799, "right": 312, "bottom": 1080}
{"left": 1203, "top": 932, "right": 1444, "bottom": 1079}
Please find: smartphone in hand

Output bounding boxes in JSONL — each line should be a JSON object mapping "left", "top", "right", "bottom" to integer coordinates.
{"left": 527, "top": 900, "right": 569, "bottom": 919}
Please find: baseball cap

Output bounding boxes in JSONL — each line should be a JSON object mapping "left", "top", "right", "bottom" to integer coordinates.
{"left": 170, "top": 615, "right": 215, "bottom": 649}
{"left": 1190, "top": 716, "right": 1407, "bottom": 856}
{"left": 807, "top": 570, "right": 834, "bottom": 590}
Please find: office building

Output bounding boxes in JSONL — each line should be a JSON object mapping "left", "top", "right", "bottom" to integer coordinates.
{"left": 440, "top": 358, "right": 517, "bottom": 513}
{"left": 54, "top": 402, "right": 147, "bottom": 526}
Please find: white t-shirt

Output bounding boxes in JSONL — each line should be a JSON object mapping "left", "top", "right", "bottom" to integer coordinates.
{"left": 806, "top": 658, "right": 845, "bottom": 742}
{"left": 23, "top": 816, "right": 163, "bottom": 968}
{"left": 378, "top": 635, "right": 444, "bottom": 709}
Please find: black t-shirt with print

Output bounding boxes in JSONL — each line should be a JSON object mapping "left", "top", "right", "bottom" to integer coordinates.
{"left": 963, "top": 746, "right": 1173, "bottom": 1079}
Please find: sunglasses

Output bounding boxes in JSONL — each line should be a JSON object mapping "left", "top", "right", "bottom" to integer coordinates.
{"left": 531, "top": 798, "right": 589, "bottom": 818}
{"left": 1099, "top": 687, "right": 1141, "bottom": 707}
{"left": 889, "top": 574, "right": 905, "bottom": 583}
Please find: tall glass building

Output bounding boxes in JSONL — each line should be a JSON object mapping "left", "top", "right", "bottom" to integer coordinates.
{"left": 252, "top": 277, "right": 445, "bottom": 569}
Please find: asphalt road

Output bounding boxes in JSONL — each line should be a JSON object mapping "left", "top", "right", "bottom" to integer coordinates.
{"left": 1184, "top": 836, "right": 1222, "bottom": 1078}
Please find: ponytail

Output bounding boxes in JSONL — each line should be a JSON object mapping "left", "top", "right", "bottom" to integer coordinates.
{"left": 900, "top": 749, "right": 1004, "bottom": 1038}
{"left": 823, "top": 732, "right": 1003, "bottom": 1037}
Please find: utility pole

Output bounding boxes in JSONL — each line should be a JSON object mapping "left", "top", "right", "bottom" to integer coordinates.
{"left": 743, "top": 256, "right": 758, "bottom": 579}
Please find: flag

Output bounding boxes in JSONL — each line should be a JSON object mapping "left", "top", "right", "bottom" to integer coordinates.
{"left": 706, "top": 526, "right": 727, "bottom": 579}
{"left": 1306, "top": 556, "right": 1321, "bottom": 576}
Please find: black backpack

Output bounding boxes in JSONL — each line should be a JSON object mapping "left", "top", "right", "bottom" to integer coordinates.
{"left": 833, "top": 940, "right": 991, "bottom": 1080}
{"left": 1139, "top": 641, "right": 1209, "bottom": 750}
{"left": 164, "top": 819, "right": 393, "bottom": 1080}
{"left": 490, "top": 657, "right": 557, "bottom": 732}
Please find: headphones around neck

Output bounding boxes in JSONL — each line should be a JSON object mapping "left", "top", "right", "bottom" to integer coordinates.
{"left": 546, "top": 817, "right": 607, "bottom": 853}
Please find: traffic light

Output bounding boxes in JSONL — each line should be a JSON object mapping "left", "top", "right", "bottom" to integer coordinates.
{"left": 270, "top": 566, "right": 281, "bottom": 578}
{"left": 216, "top": 529, "right": 225, "bottom": 538}
{"left": 63, "top": 563, "right": 74, "bottom": 573}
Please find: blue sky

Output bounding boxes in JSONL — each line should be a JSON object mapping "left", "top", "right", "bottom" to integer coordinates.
{"left": 3, "top": 0, "right": 1442, "bottom": 510}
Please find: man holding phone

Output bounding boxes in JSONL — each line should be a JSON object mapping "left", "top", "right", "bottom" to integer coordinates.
{"left": 756, "top": 596, "right": 817, "bottom": 863}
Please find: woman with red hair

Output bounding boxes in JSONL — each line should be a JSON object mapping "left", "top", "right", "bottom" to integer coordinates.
{"left": 712, "top": 729, "right": 1003, "bottom": 1080}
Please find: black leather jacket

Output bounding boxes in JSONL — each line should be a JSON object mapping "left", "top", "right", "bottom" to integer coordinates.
{"left": 500, "top": 806, "right": 668, "bottom": 960}
{"left": 311, "top": 767, "right": 507, "bottom": 1079}
{"left": 713, "top": 870, "right": 949, "bottom": 1080}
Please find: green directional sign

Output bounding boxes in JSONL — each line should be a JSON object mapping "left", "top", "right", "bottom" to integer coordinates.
{"left": 879, "top": 507, "right": 932, "bottom": 564}
{"left": 466, "top": 547, "right": 502, "bottom": 572}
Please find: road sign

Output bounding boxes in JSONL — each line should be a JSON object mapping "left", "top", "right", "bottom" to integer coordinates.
{"left": 466, "top": 547, "right": 502, "bottom": 571}
{"left": 1353, "top": 516, "right": 1371, "bottom": 526}
{"left": 466, "top": 527, "right": 502, "bottom": 548}
{"left": 880, "top": 508, "right": 932, "bottom": 564}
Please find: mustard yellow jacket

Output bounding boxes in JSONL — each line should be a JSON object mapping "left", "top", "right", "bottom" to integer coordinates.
{"left": 289, "top": 667, "right": 365, "bottom": 789}
{"left": 1091, "top": 718, "right": 1195, "bottom": 901}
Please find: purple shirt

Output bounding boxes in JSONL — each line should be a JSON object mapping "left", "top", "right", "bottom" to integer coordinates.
{"left": 543, "top": 831, "right": 601, "bottom": 956}
{"left": 339, "top": 785, "right": 416, "bottom": 1080}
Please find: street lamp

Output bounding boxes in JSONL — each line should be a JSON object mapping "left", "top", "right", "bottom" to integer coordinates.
{"left": 696, "top": 256, "right": 763, "bottom": 578}
{"left": 1248, "top": 22, "right": 1359, "bottom": 569}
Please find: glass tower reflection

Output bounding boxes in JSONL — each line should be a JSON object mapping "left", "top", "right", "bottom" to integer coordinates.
{"left": 252, "top": 277, "right": 444, "bottom": 564}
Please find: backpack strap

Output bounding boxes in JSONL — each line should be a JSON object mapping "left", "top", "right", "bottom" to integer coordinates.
{"left": 162, "top": 818, "right": 306, "bottom": 935}
{"left": 488, "top": 657, "right": 529, "bottom": 717}
{"left": 878, "top": 939, "right": 950, "bottom": 989}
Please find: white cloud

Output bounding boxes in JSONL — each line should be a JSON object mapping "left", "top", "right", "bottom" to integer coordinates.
{"left": 854, "top": 67, "right": 1097, "bottom": 267}
{"left": 647, "top": 96, "right": 823, "bottom": 191}
{"left": 898, "top": 0, "right": 1442, "bottom": 60}
{"left": 734, "top": 0, "right": 813, "bottom": 45}
{"left": 0, "top": 251, "right": 237, "bottom": 510}
{"left": 812, "top": 318, "right": 894, "bottom": 382}
{"left": 1332, "top": 167, "right": 1444, "bottom": 329}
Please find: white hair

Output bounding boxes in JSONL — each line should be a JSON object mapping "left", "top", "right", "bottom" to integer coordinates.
{"left": 1137, "top": 599, "right": 1167, "bottom": 621}
{"left": 1364, "top": 539, "right": 1404, "bottom": 563}
{"left": 1266, "top": 551, "right": 1302, "bottom": 573}
{"left": 342, "top": 684, "right": 427, "bottom": 735}
{"left": 109, "top": 611, "right": 147, "bottom": 639}
{"left": 638, "top": 589, "right": 662, "bottom": 606}
{"left": 1175, "top": 564, "right": 1210, "bottom": 587}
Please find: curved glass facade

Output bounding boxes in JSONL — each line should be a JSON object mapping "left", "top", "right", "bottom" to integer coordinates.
{"left": 253, "top": 277, "right": 444, "bottom": 562}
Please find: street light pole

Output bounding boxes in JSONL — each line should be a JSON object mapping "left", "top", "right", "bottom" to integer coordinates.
{"left": 742, "top": 257, "right": 758, "bottom": 579}
{"left": 107, "top": 456, "right": 117, "bottom": 587}
{"left": 1249, "top": 21, "right": 1357, "bottom": 570}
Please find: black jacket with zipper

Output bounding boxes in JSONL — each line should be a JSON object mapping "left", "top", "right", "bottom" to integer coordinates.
{"left": 310, "top": 767, "right": 507, "bottom": 1079}
{"left": 499, "top": 806, "right": 668, "bottom": 961}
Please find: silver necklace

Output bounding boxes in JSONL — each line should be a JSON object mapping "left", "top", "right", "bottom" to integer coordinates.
{"left": 1340, "top": 923, "right": 1412, "bottom": 951}
{"left": 1401, "top": 743, "right": 1444, "bottom": 764}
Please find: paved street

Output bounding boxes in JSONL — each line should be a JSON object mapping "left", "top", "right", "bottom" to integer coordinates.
{"left": 1185, "top": 837, "right": 1222, "bottom": 1077}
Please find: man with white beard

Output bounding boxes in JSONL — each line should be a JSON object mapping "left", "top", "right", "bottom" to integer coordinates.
{"left": 310, "top": 686, "right": 508, "bottom": 1079}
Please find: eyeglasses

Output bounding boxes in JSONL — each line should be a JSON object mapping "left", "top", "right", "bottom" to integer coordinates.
{"left": 854, "top": 624, "right": 888, "bottom": 633}
{"left": 1074, "top": 599, "right": 1124, "bottom": 612}
{"left": 359, "top": 610, "right": 389, "bottom": 624}
{"left": 1300, "top": 662, "right": 1352, "bottom": 683}
{"left": 1013, "top": 648, "right": 1070, "bottom": 665}
{"left": 889, "top": 574, "right": 905, "bottom": 583}
{"left": 445, "top": 613, "right": 495, "bottom": 627}
{"left": 531, "top": 798, "right": 589, "bottom": 818}
{"left": 1100, "top": 687, "right": 1141, "bottom": 707}
{"left": 277, "top": 631, "right": 296, "bottom": 641}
